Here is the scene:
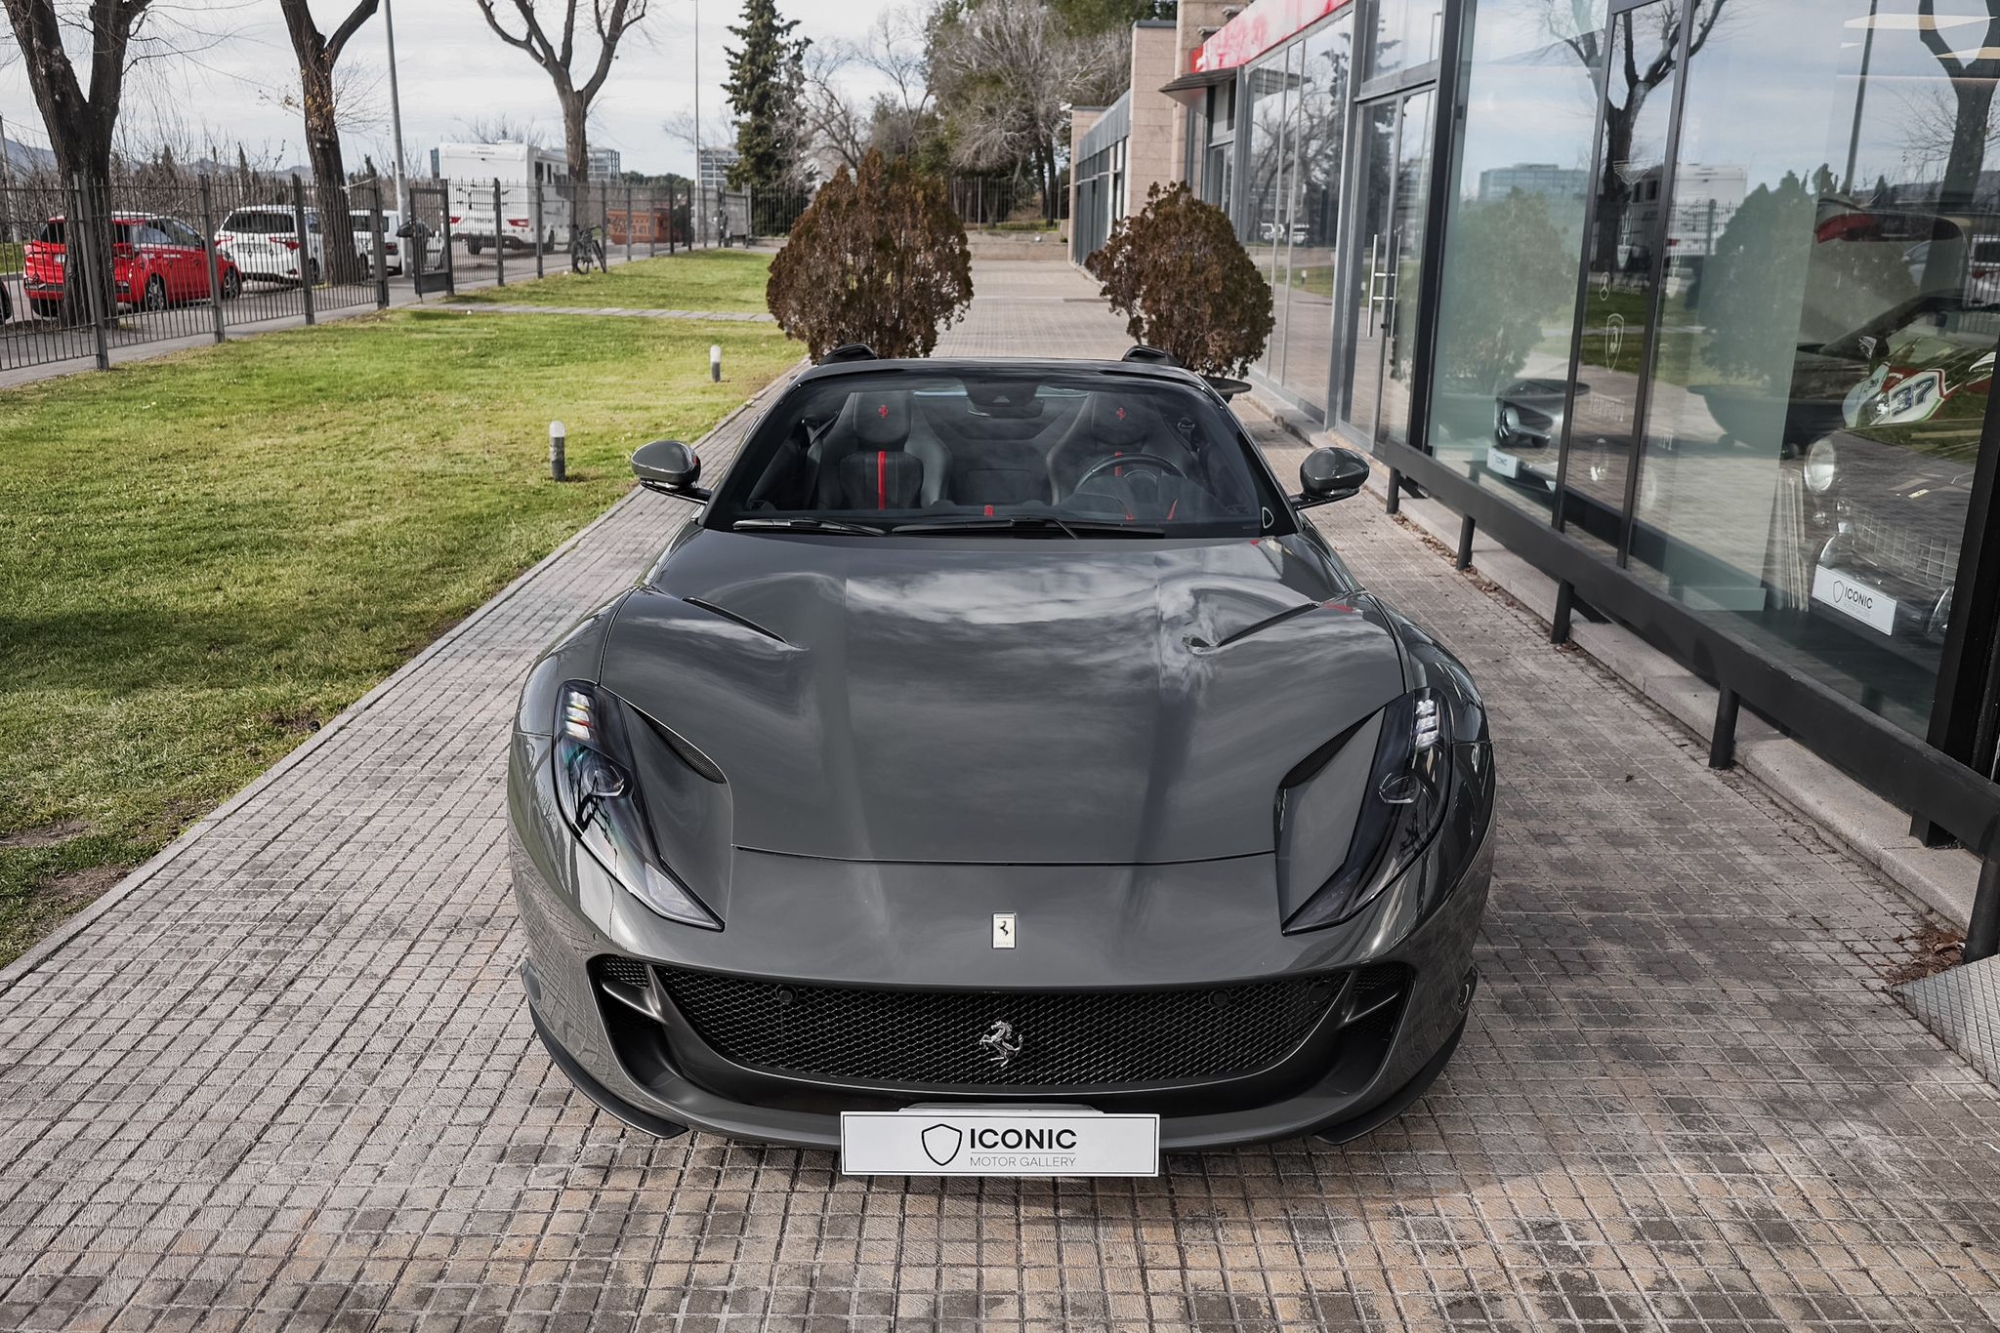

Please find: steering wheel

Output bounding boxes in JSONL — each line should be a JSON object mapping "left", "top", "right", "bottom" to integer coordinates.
{"left": 1071, "top": 452, "right": 1187, "bottom": 493}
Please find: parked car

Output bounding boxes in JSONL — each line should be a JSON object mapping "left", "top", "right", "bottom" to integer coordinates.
{"left": 1802, "top": 299, "right": 1995, "bottom": 651}
{"left": 214, "top": 205, "right": 325, "bottom": 285}
{"left": 21, "top": 214, "right": 242, "bottom": 317}
{"left": 350, "top": 209, "right": 405, "bottom": 275}
{"left": 508, "top": 352, "right": 1496, "bottom": 1164}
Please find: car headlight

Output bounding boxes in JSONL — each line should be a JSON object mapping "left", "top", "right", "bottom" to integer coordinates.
{"left": 554, "top": 681, "right": 720, "bottom": 929}
{"left": 1282, "top": 688, "right": 1452, "bottom": 933}
{"left": 1804, "top": 437, "right": 1838, "bottom": 493}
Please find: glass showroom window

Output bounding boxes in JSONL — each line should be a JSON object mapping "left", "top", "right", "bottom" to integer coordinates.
{"left": 1278, "top": 13, "right": 1354, "bottom": 410}
{"left": 1629, "top": 0, "right": 2000, "bottom": 738}
{"left": 1366, "top": 0, "right": 1447, "bottom": 82}
{"left": 1202, "top": 80, "right": 1237, "bottom": 212}
{"left": 1428, "top": 0, "right": 1608, "bottom": 514}
{"left": 1245, "top": 44, "right": 1299, "bottom": 381}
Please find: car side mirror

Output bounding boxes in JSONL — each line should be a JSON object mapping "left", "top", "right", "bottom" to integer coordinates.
{"left": 1294, "top": 447, "right": 1370, "bottom": 508}
{"left": 632, "top": 439, "right": 710, "bottom": 500}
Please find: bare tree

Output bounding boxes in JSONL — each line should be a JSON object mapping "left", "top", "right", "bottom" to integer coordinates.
{"left": 1915, "top": 0, "right": 2000, "bottom": 211}
{"left": 801, "top": 6, "right": 937, "bottom": 176}
{"left": 2, "top": 0, "right": 154, "bottom": 183}
{"left": 469, "top": 0, "right": 650, "bottom": 185}
{"left": 457, "top": 112, "right": 549, "bottom": 149}
{"left": 803, "top": 44, "right": 869, "bottom": 176}
{"left": 1542, "top": 0, "right": 1726, "bottom": 272}
{"left": 928, "top": 0, "right": 1125, "bottom": 220}
{"left": 277, "top": 0, "right": 381, "bottom": 284}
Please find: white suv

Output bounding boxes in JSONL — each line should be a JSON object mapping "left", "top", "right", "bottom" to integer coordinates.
{"left": 215, "top": 206, "right": 325, "bottom": 285}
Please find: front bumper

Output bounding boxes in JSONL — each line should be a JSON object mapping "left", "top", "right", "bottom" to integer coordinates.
{"left": 510, "top": 732, "right": 1495, "bottom": 1152}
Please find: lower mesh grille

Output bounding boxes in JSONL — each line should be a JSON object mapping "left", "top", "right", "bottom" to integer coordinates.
{"left": 655, "top": 968, "right": 1342, "bottom": 1088}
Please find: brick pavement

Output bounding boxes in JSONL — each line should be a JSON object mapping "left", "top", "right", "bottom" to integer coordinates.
{"left": 1, "top": 255, "right": 1997, "bottom": 1332}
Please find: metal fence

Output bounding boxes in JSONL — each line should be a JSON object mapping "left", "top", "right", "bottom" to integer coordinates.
{"left": 0, "top": 173, "right": 804, "bottom": 374}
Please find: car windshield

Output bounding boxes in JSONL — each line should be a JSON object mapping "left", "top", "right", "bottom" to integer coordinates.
{"left": 710, "top": 370, "right": 1285, "bottom": 538}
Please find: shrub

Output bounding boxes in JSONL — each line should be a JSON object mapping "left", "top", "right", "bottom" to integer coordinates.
{"left": 1085, "top": 182, "right": 1274, "bottom": 377}
{"left": 766, "top": 151, "right": 974, "bottom": 360}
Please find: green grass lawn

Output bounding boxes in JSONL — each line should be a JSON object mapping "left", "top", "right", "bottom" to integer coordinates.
{"left": 454, "top": 248, "right": 773, "bottom": 312}
{"left": 0, "top": 306, "right": 798, "bottom": 965}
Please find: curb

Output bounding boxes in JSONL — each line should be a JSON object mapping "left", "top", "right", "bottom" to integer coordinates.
{"left": 0, "top": 374, "right": 792, "bottom": 996}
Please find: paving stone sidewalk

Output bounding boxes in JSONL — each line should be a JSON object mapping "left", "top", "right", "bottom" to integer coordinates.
{"left": 1, "top": 257, "right": 1997, "bottom": 1333}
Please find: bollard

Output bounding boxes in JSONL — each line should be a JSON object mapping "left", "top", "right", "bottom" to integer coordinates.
{"left": 549, "top": 420, "right": 567, "bottom": 482}
{"left": 710, "top": 344, "right": 722, "bottom": 383}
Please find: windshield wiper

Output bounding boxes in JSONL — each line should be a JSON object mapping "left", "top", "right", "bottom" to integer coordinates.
{"left": 731, "top": 516, "right": 887, "bottom": 536}
{"left": 892, "top": 516, "right": 1165, "bottom": 538}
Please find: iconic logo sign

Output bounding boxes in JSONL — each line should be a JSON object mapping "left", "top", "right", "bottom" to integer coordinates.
{"left": 977, "top": 1019, "right": 1023, "bottom": 1068}
{"left": 921, "top": 1123, "right": 963, "bottom": 1166}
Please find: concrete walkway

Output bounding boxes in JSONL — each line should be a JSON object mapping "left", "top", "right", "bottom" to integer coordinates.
{"left": 1, "top": 255, "right": 1997, "bottom": 1333}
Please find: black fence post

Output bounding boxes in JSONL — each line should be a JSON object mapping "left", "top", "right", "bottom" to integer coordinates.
{"left": 1385, "top": 467, "right": 1401, "bottom": 517}
{"left": 600, "top": 187, "right": 610, "bottom": 265}
{"left": 1551, "top": 580, "right": 1574, "bottom": 646}
{"left": 370, "top": 183, "right": 389, "bottom": 308}
{"left": 1968, "top": 857, "right": 2000, "bottom": 963}
{"left": 493, "top": 178, "right": 506, "bottom": 287}
{"left": 1708, "top": 686, "right": 1740, "bottom": 770}
{"left": 70, "top": 175, "right": 110, "bottom": 371}
{"left": 533, "top": 177, "right": 545, "bottom": 280}
{"left": 292, "top": 176, "right": 315, "bottom": 326}
{"left": 1454, "top": 513, "right": 1476, "bottom": 571}
{"left": 441, "top": 199, "right": 455, "bottom": 298}
{"left": 625, "top": 185, "right": 634, "bottom": 264}
{"left": 199, "top": 176, "right": 226, "bottom": 344}
{"left": 648, "top": 187, "right": 657, "bottom": 258}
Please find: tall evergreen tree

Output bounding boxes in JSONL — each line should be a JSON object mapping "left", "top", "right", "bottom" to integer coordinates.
{"left": 724, "top": 0, "right": 810, "bottom": 192}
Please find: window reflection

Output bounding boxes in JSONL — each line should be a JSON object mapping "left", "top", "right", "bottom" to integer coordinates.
{"left": 1627, "top": 0, "right": 1997, "bottom": 738}
{"left": 1561, "top": 1, "right": 1687, "bottom": 555}
{"left": 1429, "top": 0, "right": 1609, "bottom": 515}
{"left": 1280, "top": 19, "right": 1354, "bottom": 407}
{"left": 1368, "top": 0, "right": 1446, "bottom": 82}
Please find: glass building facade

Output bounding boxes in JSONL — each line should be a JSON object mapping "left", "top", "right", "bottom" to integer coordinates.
{"left": 1132, "top": 0, "right": 2000, "bottom": 867}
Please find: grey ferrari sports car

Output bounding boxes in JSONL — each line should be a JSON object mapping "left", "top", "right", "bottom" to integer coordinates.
{"left": 508, "top": 350, "right": 1495, "bottom": 1162}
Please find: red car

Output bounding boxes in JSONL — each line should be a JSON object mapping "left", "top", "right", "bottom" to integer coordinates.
{"left": 22, "top": 214, "right": 242, "bottom": 318}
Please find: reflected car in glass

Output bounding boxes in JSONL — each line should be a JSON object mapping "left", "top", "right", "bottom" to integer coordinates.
{"left": 507, "top": 356, "right": 1496, "bottom": 1153}
{"left": 1802, "top": 298, "right": 1992, "bottom": 652}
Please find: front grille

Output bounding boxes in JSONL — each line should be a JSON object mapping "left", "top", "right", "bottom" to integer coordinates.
{"left": 1846, "top": 507, "right": 1958, "bottom": 591}
{"left": 656, "top": 969, "right": 1340, "bottom": 1089}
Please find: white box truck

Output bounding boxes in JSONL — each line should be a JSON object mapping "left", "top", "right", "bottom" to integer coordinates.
{"left": 436, "top": 142, "right": 573, "bottom": 253}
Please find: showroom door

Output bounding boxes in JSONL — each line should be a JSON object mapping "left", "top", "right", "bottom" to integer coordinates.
{"left": 1340, "top": 87, "right": 1435, "bottom": 450}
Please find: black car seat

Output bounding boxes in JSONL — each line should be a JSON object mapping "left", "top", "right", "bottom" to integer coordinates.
{"left": 1046, "top": 390, "right": 1200, "bottom": 510}
{"left": 812, "top": 389, "right": 929, "bottom": 511}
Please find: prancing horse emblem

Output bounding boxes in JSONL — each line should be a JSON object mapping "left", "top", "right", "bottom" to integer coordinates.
{"left": 977, "top": 1019, "right": 1023, "bottom": 1068}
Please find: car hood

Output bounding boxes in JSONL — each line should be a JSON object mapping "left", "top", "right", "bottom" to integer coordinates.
{"left": 598, "top": 530, "right": 1408, "bottom": 865}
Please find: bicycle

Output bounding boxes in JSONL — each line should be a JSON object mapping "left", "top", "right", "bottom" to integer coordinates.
{"left": 570, "top": 224, "right": 607, "bottom": 275}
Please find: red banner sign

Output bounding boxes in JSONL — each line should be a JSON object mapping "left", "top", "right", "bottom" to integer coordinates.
{"left": 1192, "top": 0, "right": 1352, "bottom": 72}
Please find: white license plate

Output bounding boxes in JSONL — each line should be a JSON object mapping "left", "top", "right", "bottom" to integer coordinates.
{"left": 1812, "top": 565, "right": 1898, "bottom": 635}
{"left": 840, "top": 1108, "right": 1159, "bottom": 1177}
{"left": 1486, "top": 446, "right": 1521, "bottom": 479}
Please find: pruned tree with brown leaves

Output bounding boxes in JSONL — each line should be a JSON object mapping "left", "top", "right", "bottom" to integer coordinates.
{"left": 470, "top": 0, "right": 650, "bottom": 186}
{"left": 766, "top": 150, "right": 972, "bottom": 361}
{"left": 278, "top": 0, "right": 381, "bottom": 285}
{"left": 1086, "top": 182, "right": 1274, "bottom": 378}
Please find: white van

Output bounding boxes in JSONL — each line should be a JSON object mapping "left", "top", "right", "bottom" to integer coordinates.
{"left": 436, "top": 143, "right": 573, "bottom": 253}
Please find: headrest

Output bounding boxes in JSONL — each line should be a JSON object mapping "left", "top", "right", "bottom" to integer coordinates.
{"left": 837, "top": 449, "right": 924, "bottom": 510}
{"left": 1088, "top": 392, "right": 1150, "bottom": 447}
{"left": 852, "top": 389, "right": 911, "bottom": 447}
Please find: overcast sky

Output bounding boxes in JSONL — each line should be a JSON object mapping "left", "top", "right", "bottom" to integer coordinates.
{"left": 1, "top": 0, "right": 901, "bottom": 177}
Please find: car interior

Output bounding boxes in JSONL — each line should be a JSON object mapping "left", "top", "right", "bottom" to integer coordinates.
{"left": 728, "top": 377, "right": 1271, "bottom": 532}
